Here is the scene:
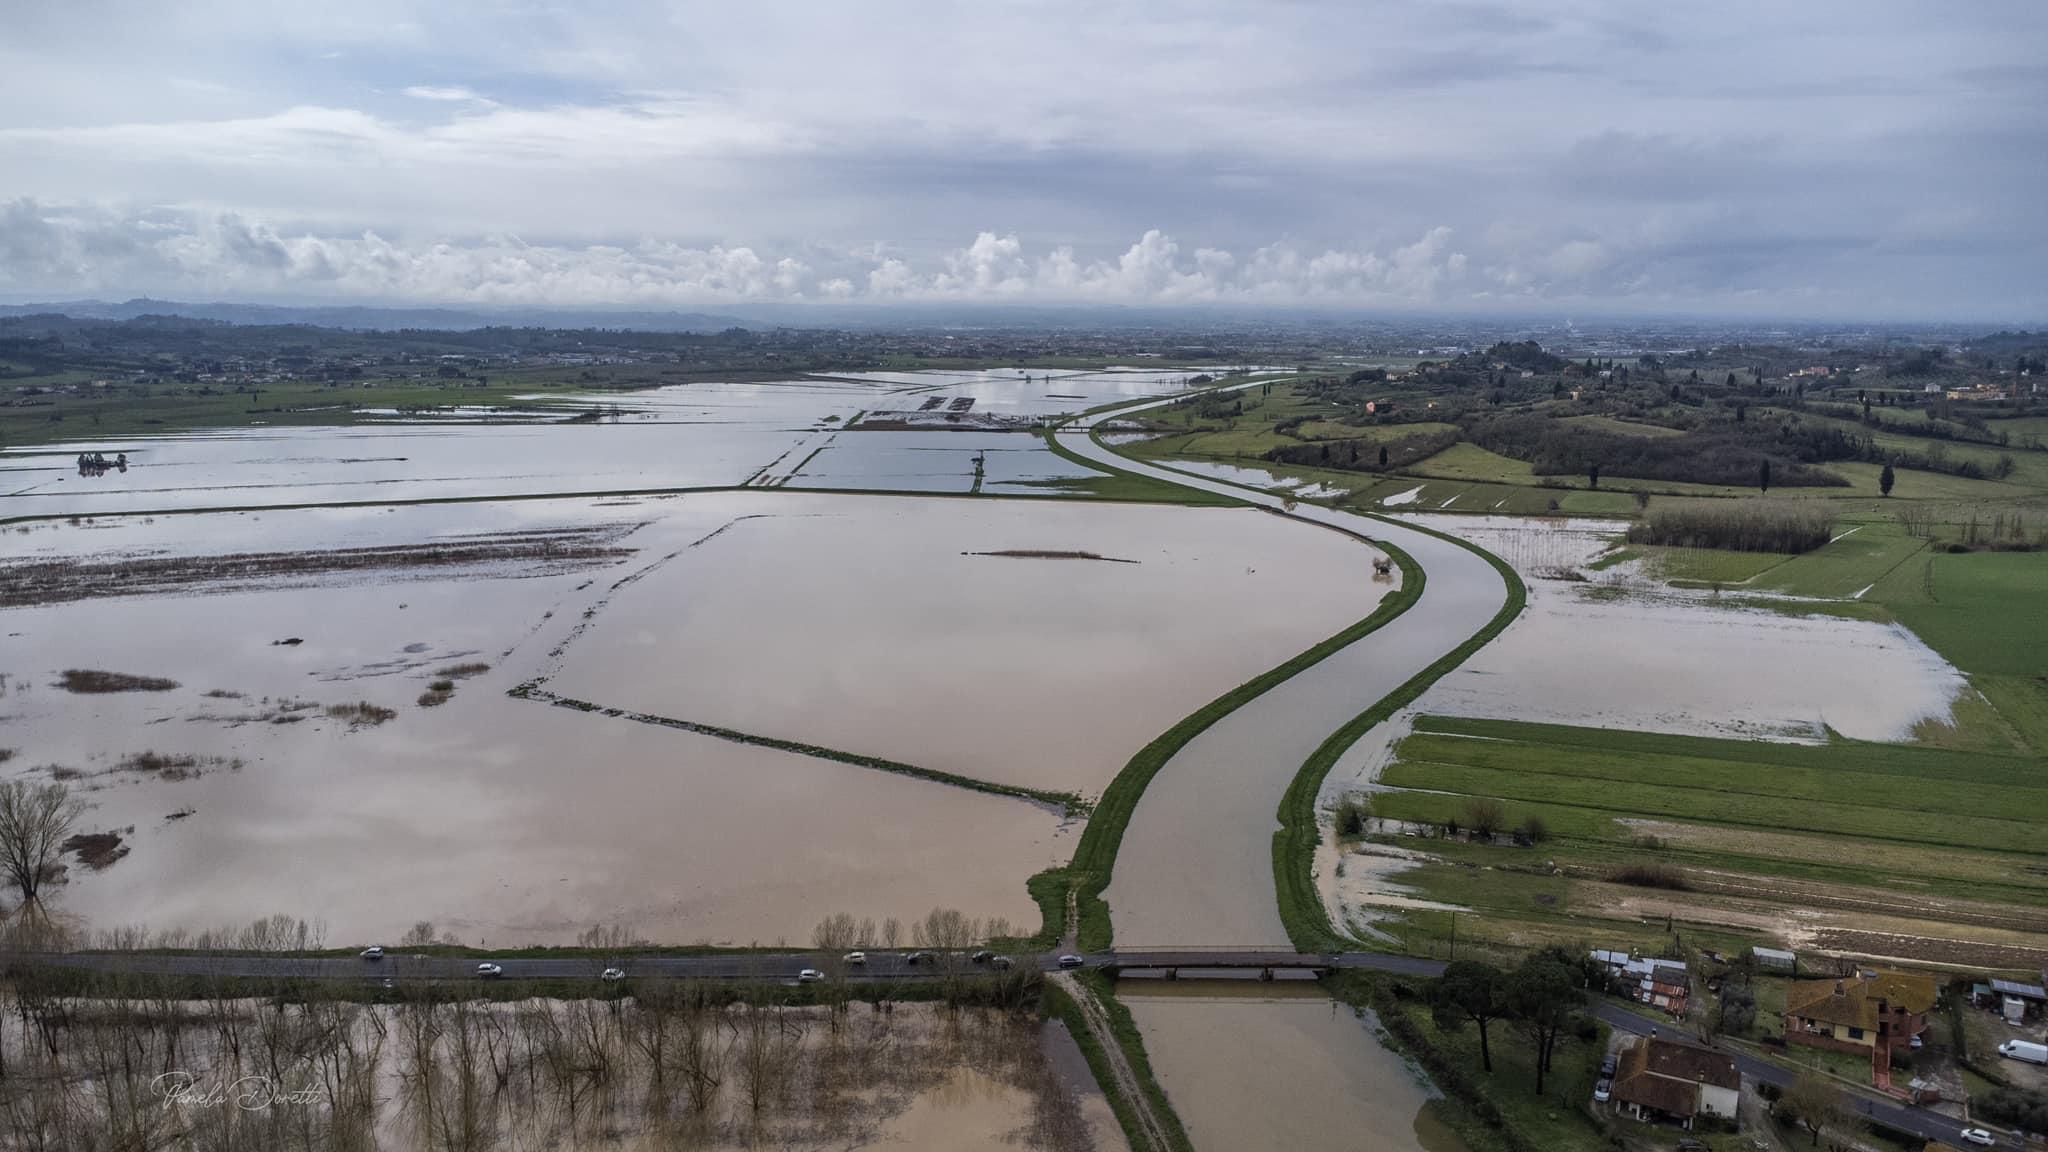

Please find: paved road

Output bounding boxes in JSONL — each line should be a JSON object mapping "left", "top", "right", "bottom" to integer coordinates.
{"left": 1061, "top": 400, "right": 1510, "bottom": 946}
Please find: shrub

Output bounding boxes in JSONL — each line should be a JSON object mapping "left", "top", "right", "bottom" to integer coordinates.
{"left": 325, "top": 702, "right": 398, "bottom": 727}
{"left": 58, "top": 670, "right": 179, "bottom": 693}
{"left": 1625, "top": 500, "right": 1834, "bottom": 554}
{"left": 1334, "top": 795, "right": 1372, "bottom": 837}
{"left": 1607, "top": 862, "right": 1690, "bottom": 890}
{"left": 1520, "top": 815, "right": 1549, "bottom": 844}
{"left": 1465, "top": 798, "right": 1505, "bottom": 840}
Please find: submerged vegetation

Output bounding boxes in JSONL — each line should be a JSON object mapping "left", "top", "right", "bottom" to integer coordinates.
{"left": 56, "top": 669, "right": 180, "bottom": 694}
{"left": 1625, "top": 501, "right": 1835, "bottom": 554}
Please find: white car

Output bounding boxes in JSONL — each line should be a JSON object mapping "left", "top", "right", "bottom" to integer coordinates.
{"left": 475, "top": 962, "right": 504, "bottom": 979}
{"left": 1592, "top": 1079, "right": 1612, "bottom": 1102}
{"left": 797, "top": 968, "right": 825, "bottom": 983}
{"left": 1958, "top": 1129, "right": 1995, "bottom": 1147}
{"left": 843, "top": 951, "right": 867, "bottom": 966}
{"left": 359, "top": 946, "right": 384, "bottom": 960}
{"left": 600, "top": 967, "right": 626, "bottom": 982}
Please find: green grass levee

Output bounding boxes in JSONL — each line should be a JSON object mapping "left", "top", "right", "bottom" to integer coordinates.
{"left": 1273, "top": 517, "right": 1528, "bottom": 953}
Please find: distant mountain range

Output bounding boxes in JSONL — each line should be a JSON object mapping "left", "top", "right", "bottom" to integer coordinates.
{"left": 0, "top": 298, "right": 747, "bottom": 332}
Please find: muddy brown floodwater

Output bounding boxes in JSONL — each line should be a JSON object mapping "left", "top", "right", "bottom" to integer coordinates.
{"left": 0, "top": 490, "right": 1385, "bottom": 947}
{"left": 1121, "top": 981, "right": 1467, "bottom": 1152}
{"left": 545, "top": 494, "right": 1387, "bottom": 797}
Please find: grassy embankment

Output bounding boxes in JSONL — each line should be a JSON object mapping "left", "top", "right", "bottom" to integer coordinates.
{"left": 1363, "top": 717, "right": 2048, "bottom": 970}
{"left": 1272, "top": 521, "right": 1527, "bottom": 952}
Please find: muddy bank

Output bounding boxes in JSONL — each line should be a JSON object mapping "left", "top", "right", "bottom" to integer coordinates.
{"left": 0, "top": 525, "right": 640, "bottom": 608}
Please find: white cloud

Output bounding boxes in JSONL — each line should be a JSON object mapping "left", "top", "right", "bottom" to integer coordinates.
{"left": 402, "top": 85, "right": 493, "bottom": 104}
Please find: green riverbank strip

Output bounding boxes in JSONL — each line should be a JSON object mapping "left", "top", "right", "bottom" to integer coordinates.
{"left": 1274, "top": 518, "right": 1528, "bottom": 952}
{"left": 511, "top": 685, "right": 1088, "bottom": 817}
{"left": 1044, "top": 972, "right": 1197, "bottom": 1152}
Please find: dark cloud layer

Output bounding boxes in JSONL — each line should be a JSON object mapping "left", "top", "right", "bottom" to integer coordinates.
{"left": 0, "top": 0, "right": 2041, "bottom": 317}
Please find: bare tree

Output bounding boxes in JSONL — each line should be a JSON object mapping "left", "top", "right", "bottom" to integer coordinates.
{"left": 0, "top": 781, "right": 83, "bottom": 912}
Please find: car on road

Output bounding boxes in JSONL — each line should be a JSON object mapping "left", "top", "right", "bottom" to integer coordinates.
{"left": 600, "top": 967, "right": 625, "bottom": 982}
{"left": 797, "top": 968, "right": 825, "bottom": 983}
{"left": 360, "top": 946, "right": 384, "bottom": 960}
{"left": 475, "top": 963, "right": 504, "bottom": 979}
{"left": 1958, "top": 1129, "right": 1996, "bottom": 1147}
{"left": 843, "top": 951, "right": 866, "bottom": 966}
{"left": 1592, "top": 1079, "right": 1611, "bottom": 1102}
{"left": 1057, "top": 954, "right": 1085, "bottom": 969}
{"left": 970, "top": 950, "right": 993, "bottom": 964}
{"left": 991, "top": 955, "right": 1015, "bottom": 971}
{"left": 903, "top": 950, "right": 936, "bottom": 965}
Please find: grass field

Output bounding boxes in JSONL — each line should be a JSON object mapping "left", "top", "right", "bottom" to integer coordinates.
{"left": 1363, "top": 715, "right": 2048, "bottom": 967}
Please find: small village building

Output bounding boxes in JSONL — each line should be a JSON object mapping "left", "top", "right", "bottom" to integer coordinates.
{"left": 1751, "top": 947, "right": 1796, "bottom": 973}
{"left": 1988, "top": 979, "right": 2046, "bottom": 1021}
{"left": 1782, "top": 969, "right": 1937, "bottom": 1077}
{"left": 1610, "top": 1036, "right": 1740, "bottom": 1129}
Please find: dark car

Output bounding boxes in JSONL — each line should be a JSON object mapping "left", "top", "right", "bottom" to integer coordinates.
{"left": 1600, "top": 1054, "right": 1618, "bottom": 1078}
{"left": 970, "top": 950, "right": 993, "bottom": 964}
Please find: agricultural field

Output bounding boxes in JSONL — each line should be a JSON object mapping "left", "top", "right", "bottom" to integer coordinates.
{"left": 1361, "top": 717, "right": 2048, "bottom": 971}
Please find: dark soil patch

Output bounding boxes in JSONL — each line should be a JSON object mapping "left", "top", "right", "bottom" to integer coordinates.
{"left": 64, "top": 829, "right": 131, "bottom": 871}
{"left": 58, "top": 669, "right": 180, "bottom": 693}
{"left": 965, "top": 550, "right": 1139, "bottom": 564}
{"left": 0, "top": 525, "right": 642, "bottom": 608}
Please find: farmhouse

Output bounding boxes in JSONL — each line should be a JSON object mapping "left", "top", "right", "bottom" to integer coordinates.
{"left": 1783, "top": 969, "right": 1936, "bottom": 1070}
{"left": 1609, "top": 1036, "right": 1740, "bottom": 1129}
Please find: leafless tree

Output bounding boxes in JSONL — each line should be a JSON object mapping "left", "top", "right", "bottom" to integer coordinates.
{"left": 0, "top": 780, "right": 83, "bottom": 912}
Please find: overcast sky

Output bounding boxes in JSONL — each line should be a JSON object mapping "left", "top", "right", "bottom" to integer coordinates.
{"left": 2, "top": 0, "right": 2043, "bottom": 318}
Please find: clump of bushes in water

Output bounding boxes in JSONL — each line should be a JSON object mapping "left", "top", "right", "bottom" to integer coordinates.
{"left": 417, "top": 679, "right": 456, "bottom": 708}
{"left": 435, "top": 662, "right": 491, "bottom": 678}
{"left": 1333, "top": 795, "right": 1372, "bottom": 837}
{"left": 58, "top": 669, "right": 179, "bottom": 694}
{"left": 1625, "top": 501, "right": 1834, "bottom": 554}
{"left": 325, "top": 701, "right": 398, "bottom": 727}
{"left": 1607, "top": 861, "right": 1690, "bottom": 890}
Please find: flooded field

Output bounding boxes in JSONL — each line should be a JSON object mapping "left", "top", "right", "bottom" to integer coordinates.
{"left": 779, "top": 429, "right": 1099, "bottom": 493}
{"left": 1391, "top": 513, "right": 1966, "bottom": 742}
{"left": 0, "top": 495, "right": 1103, "bottom": 945}
{"left": 1120, "top": 982, "right": 1463, "bottom": 1152}
{"left": 2, "top": 369, "right": 1214, "bottom": 519}
{"left": 0, "top": 991, "right": 1124, "bottom": 1152}
{"left": 0, "top": 488, "right": 1391, "bottom": 943}
{"left": 545, "top": 495, "right": 1390, "bottom": 797}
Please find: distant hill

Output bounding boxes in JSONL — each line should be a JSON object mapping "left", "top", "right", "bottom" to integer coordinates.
{"left": 0, "top": 298, "right": 745, "bottom": 333}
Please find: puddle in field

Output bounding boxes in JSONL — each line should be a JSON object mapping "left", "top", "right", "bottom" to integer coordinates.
{"left": 545, "top": 495, "right": 1388, "bottom": 797}
{"left": 1120, "top": 982, "right": 1467, "bottom": 1152}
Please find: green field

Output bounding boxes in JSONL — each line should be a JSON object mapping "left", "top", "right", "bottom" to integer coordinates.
{"left": 1379, "top": 719, "right": 2047, "bottom": 853}
{"left": 1366, "top": 716, "right": 2048, "bottom": 952}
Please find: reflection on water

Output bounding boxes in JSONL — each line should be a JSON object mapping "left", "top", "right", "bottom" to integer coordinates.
{"left": 0, "top": 994, "right": 1120, "bottom": 1152}
{"left": 1121, "top": 982, "right": 1468, "bottom": 1152}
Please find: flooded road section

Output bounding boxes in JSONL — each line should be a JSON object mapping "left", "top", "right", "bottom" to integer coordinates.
{"left": 545, "top": 495, "right": 1388, "bottom": 797}
{"left": 1060, "top": 411, "right": 1510, "bottom": 947}
{"left": 1121, "top": 982, "right": 1465, "bottom": 1152}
